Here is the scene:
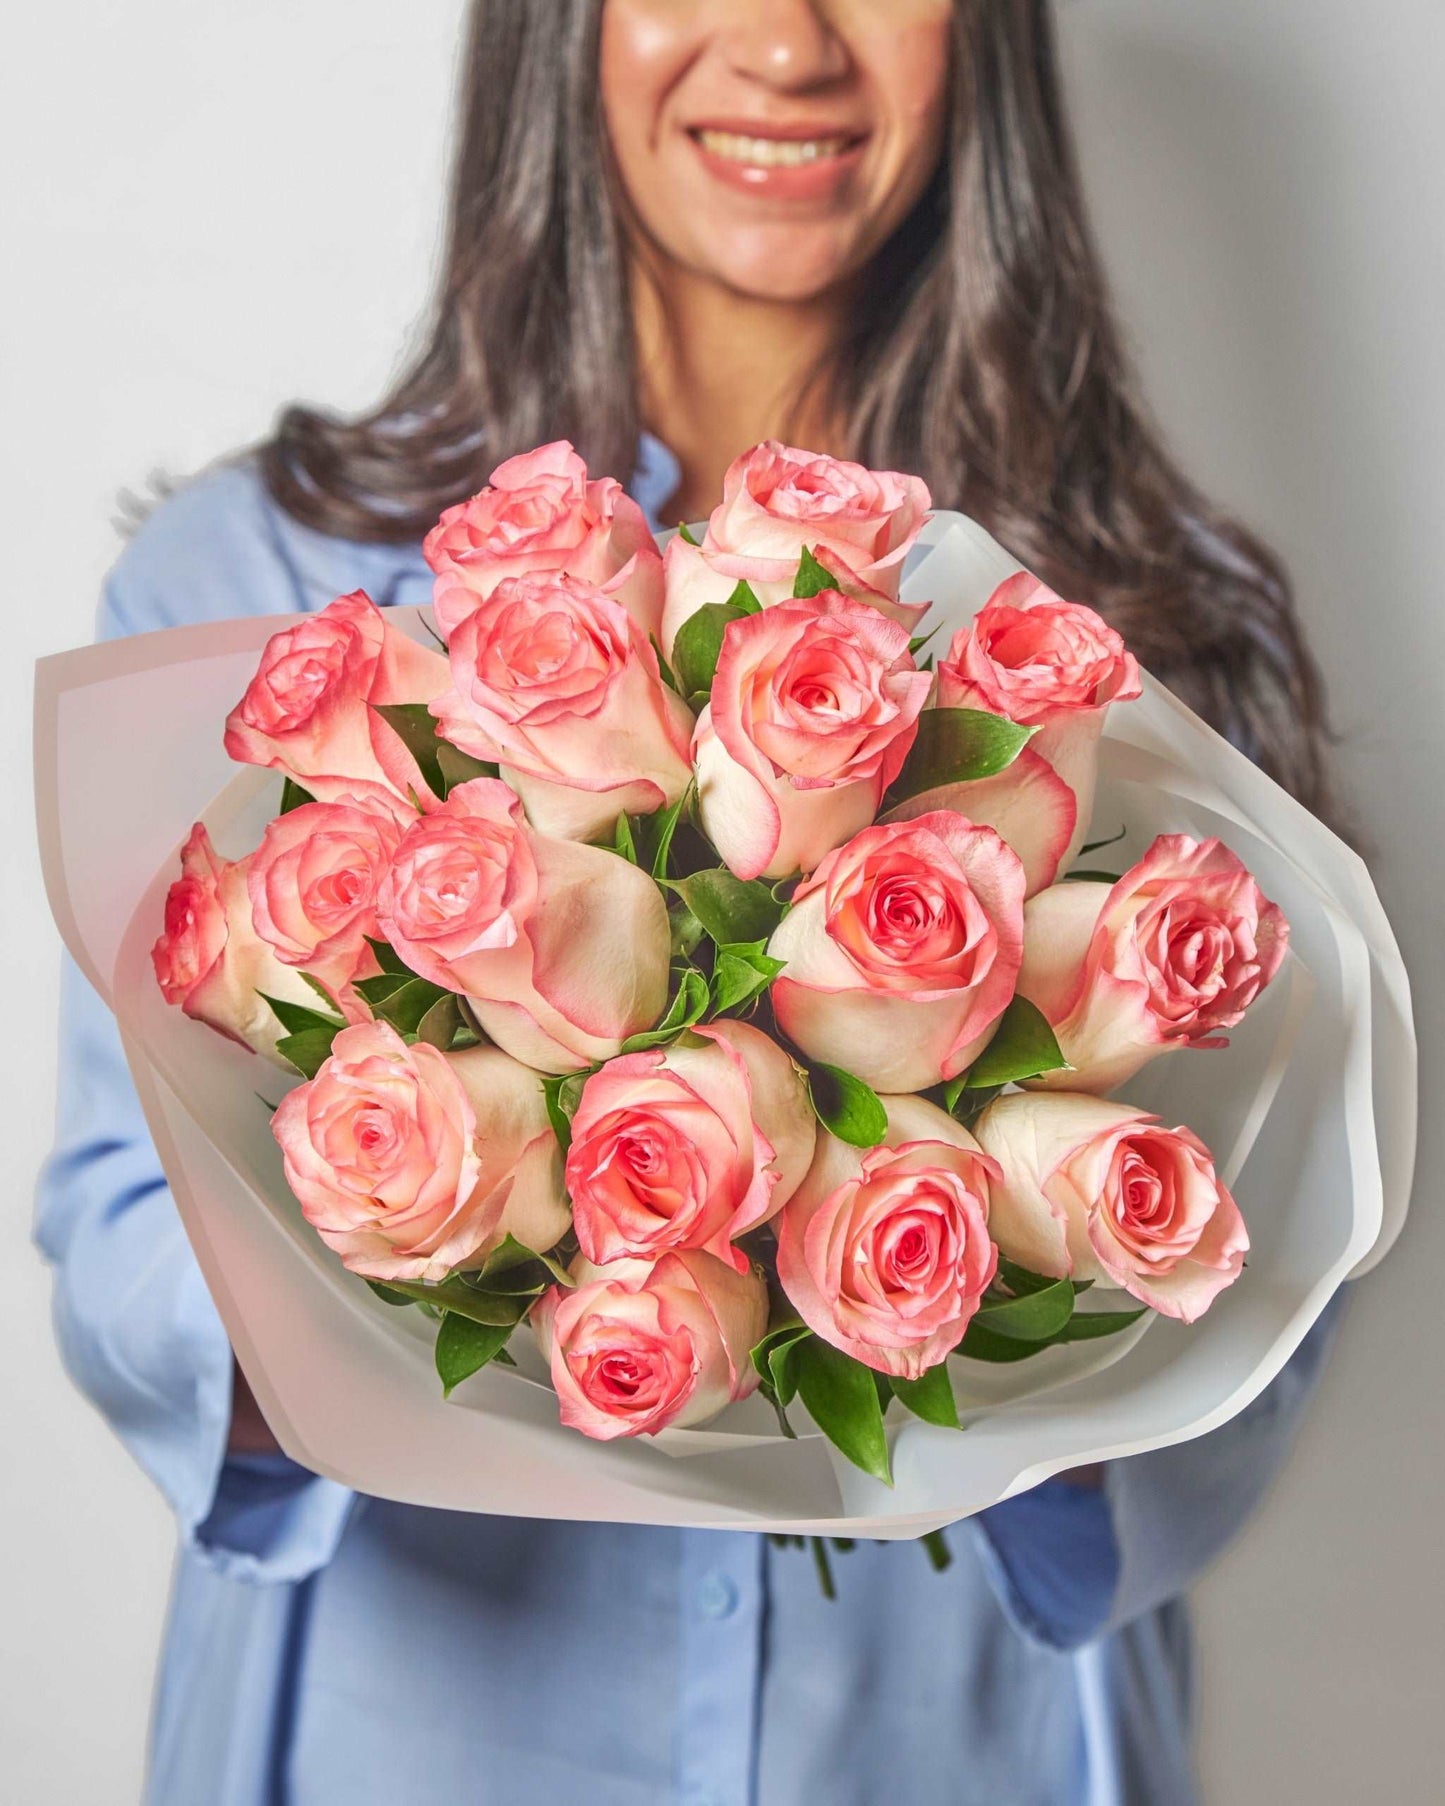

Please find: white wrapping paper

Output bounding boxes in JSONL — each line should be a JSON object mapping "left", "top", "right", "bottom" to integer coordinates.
{"left": 34, "top": 513, "right": 1416, "bottom": 1536}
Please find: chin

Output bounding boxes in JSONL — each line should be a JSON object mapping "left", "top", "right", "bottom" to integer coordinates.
{"left": 695, "top": 232, "right": 867, "bottom": 306}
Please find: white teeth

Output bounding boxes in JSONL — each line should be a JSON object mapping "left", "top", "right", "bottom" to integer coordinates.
{"left": 696, "top": 130, "right": 851, "bottom": 168}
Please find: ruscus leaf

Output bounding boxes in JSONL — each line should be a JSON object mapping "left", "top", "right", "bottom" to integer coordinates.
{"left": 435, "top": 1312, "right": 516, "bottom": 1396}
{"left": 883, "top": 707, "right": 1035, "bottom": 806}
{"left": 793, "top": 1338, "right": 892, "bottom": 1484}
{"left": 962, "top": 997, "right": 1069, "bottom": 1088}
{"left": 889, "top": 1364, "right": 961, "bottom": 1429}
{"left": 808, "top": 1064, "right": 888, "bottom": 1149}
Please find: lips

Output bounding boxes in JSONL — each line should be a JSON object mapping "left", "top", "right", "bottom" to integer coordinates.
{"left": 686, "top": 121, "right": 868, "bottom": 201}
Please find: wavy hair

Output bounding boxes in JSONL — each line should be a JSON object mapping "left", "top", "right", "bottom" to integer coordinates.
{"left": 261, "top": 0, "right": 1329, "bottom": 811}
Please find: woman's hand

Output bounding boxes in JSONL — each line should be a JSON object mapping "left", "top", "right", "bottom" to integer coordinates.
{"left": 227, "top": 1355, "right": 284, "bottom": 1457}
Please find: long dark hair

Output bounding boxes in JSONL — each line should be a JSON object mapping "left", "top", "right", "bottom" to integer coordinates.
{"left": 262, "top": 0, "right": 1330, "bottom": 812}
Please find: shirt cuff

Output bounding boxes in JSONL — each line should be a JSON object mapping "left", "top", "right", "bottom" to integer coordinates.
{"left": 971, "top": 1477, "right": 1120, "bottom": 1651}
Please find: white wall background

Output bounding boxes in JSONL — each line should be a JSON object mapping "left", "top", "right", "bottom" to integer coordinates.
{"left": 2, "top": 2, "right": 1439, "bottom": 1799}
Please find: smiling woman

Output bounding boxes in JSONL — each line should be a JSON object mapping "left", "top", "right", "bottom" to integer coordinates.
{"left": 37, "top": 3, "right": 1352, "bottom": 1804}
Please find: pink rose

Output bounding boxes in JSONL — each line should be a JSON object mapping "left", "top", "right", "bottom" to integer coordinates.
{"left": 247, "top": 792, "right": 412, "bottom": 992}
{"left": 661, "top": 441, "right": 930, "bottom": 655}
{"left": 915, "top": 575, "right": 1143, "bottom": 887}
{"left": 566, "top": 1020, "right": 816, "bottom": 1269}
{"left": 375, "top": 777, "right": 670, "bottom": 1073}
{"left": 1017, "top": 834, "right": 1290, "bottom": 1093}
{"left": 426, "top": 440, "right": 663, "bottom": 642}
{"left": 973, "top": 1091, "right": 1248, "bottom": 1322}
{"left": 224, "top": 591, "right": 451, "bottom": 809}
{"left": 429, "top": 570, "right": 694, "bottom": 842}
{"left": 776, "top": 1094, "right": 999, "bottom": 1380}
{"left": 532, "top": 1250, "right": 768, "bottom": 1440}
{"left": 768, "top": 813, "right": 1026, "bottom": 1093}
{"left": 272, "top": 1021, "right": 569, "bottom": 1284}
{"left": 152, "top": 823, "right": 336, "bottom": 1065}
{"left": 693, "top": 590, "right": 930, "bottom": 881}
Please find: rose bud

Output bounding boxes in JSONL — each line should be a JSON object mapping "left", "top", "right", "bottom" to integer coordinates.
{"left": 426, "top": 440, "right": 663, "bottom": 642}
{"left": 224, "top": 590, "right": 451, "bottom": 810}
{"left": 272, "top": 1021, "right": 569, "bottom": 1285}
{"left": 152, "top": 822, "right": 336, "bottom": 1066}
{"left": 973, "top": 1091, "right": 1248, "bottom": 1322}
{"left": 693, "top": 590, "right": 931, "bottom": 881}
{"left": 375, "top": 777, "right": 670, "bottom": 1073}
{"left": 661, "top": 441, "right": 930, "bottom": 656}
{"left": 532, "top": 1250, "right": 768, "bottom": 1441}
{"left": 1017, "top": 834, "right": 1290, "bottom": 1094}
{"left": 894, "top": 576, "right": 1142, "bottom": 893}
{"left": 566, "top": 1020, "right": 816, "bottom": 1269}
{"left": 775, "top": 1093, "right": 999, "bottom": 1380}
{"left": 768, "top": 814, "right": 1025, "bottom": 1094}
{"left": 247, "top": 792, "right": 412, "bottom": 987}
{"left": 429, "top": 569, "right": 694, "bottom": 843}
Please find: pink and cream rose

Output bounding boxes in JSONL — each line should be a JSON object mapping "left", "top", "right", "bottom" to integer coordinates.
{"left": 224, "top": 590, "right": 451, "bottom": 809}
{"left": 901, "top": 576, "right": 1142, "bottom": 890}
{"left": 375, "top": 777, "right": 670, "bottom": 1073}
{"left": 152, "top": 822, "right": 329, "bottom": 1065}
{"left": 272, "top": 1021, "right": 569, "bottom": 1284}
{"left": 661, "top": 441, "right": 930, "bottom": 655}
{"left": 565, "top": 1020, "right": 816, "bottom": 1269}
{"left": 532, "top": 1250, "right": 768, "bottom": 1440}
{"left": 247, "top": 792, "right": 413, "bottom": 995}
{"left": 973, "top": 1091, "right": 1248, "bottom": 1322}
{"left": 1017, "top": 834, "right": 1290, "bottom": 1093}
{"left": 426, "top": 440, "right": 663, "bottom": 642}
{"left": 776, "top": 1094, "right": 999, "bottom": 1380}
{"left": 429, "top": 569, "right": 694, "bottom": 842}
{"left": 693, "top": 590, "right": 930, "bottom": 881}
{"left": 768, "top": 813, "right": 1026, "bottom": 1093}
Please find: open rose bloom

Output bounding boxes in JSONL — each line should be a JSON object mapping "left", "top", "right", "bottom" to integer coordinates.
{"left": 38, "top": 440, "right": 1413, "bottom": 1540}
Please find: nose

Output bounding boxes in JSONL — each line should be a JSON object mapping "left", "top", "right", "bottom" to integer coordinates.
{"left": 718, "top": 0, "right": 852, "bottom": 90}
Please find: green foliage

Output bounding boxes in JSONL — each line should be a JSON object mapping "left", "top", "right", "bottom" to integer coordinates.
{"left": 670, "top": 587, "right": 759, "bottom": 705}
{"left": 883, "top": 708, "right": 1035, "bottom": 807}
{"left": 793, "top": 546, "right": 841, "bottom": 599}
{"left": 808, "top": 1063, "right": 888, "bottom": 1149}
{"left": 960, "top": 997, "right": 1068, "bottom": 1088}
{"left": 888, "top": 1364, "right": 960, "bottom": 1429}
{"left": 435, "top": 1312, "right": 515, "bottom": 1396}
{"left": 665, "top": 867, "right": 787, "bottom": 947}
{"left": 619, "top": 968, "right": 710, "bottom": 1053}
{"left": 710, "top": 940, "right": 786, "bottom": 1015}
{"left": 371, "top": 702, "right": 497, "bottom": 799}
{"left": 793, "top": 1338, "right": 892, "bottom": 1485}
{"left": 279, "top": 777, "right": 315, "bottom": 814}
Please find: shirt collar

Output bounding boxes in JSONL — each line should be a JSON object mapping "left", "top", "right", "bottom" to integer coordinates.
{"left": 631, "top": 430, "right": 683, "bottom": 535}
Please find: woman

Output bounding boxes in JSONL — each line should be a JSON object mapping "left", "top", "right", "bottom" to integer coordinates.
{"left": 36, "top": 3, "right": 1340, "bottom": 1802}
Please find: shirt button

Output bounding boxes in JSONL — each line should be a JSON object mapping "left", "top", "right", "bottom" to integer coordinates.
{"left": 696, "top": 1569, "right": 739, "bottom": 1620}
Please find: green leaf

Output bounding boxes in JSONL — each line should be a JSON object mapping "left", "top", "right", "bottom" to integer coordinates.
{"left": 414, "top": 991, "right": 466, "bottom": 1050}
{"left": 643, "top": 783, "right": 693, "bottom": 882}
{"left": 1062, "top": 869, "right": 1123, "bottom": 885}
{"left": 793, "top": 546, "right": 841, "bottom": 599}
{"left": 279, "top": 777, "right": 315, "bottom": 814}
{"left": 724, "top": 578, "right": 762, "bottom": 615}
{"left": 671, "top": 601, "right": 753, "bottom": 702}
{"left": 1079, "top": 826, "right": 1127, "bottom": 856}
{"left": 619, "top": 968, "right": 710, "bottom": 1052}
{"left": 258, "top": 992, "right": 342, "bottom": 1037}
{"left": 973, "top": 1277, "right": 1075, "bottom": 1342}
{"left": 750, "top": 1319, "right": 812, "bottom": 1408}
{"left": 907, "top": 624, "right": 942, "bottom": 660}
{"left": 808, "top": 1063, "right": 888, "bottom": 1149}
{"left": 994, "top": 1255, "right": 1065, "bottom": 1297}
{"left": 365, "top": 1279, "right": 416, "bottom": 1308}
{"left": 962, "top": 996, "right": 1069, "bottom": 1088}
{"left": 364, "top": 937, "right": 414, "bottom": 977}
{"left": 611, "top": 812, "right": 639, "bottom": 864}
{"left": 353, "top": 971, "right": 415, "bottom": 1007}
{"left": 676, "top": 521, "right": 700, "bottom": 546}
{"left": 372, "top": 1273, "right": 530, "bottom": 1328}
{"left": 889, "top": 1364, "right": 960, "bottom": 1429}
{"left": 541, "top": 1071, "right": 586, "bottom": 1152}
{"left": 298, "top": 973, "right": 345, "bottom": 1020}
{"left": 435, "top": 1311, "right": 515, "bottom": 1396}
{"left": 666, "top": 867, "right": 787, "bottom": 946}
{"left": 371, "top": 702, "right": 447, "bottom": 797}
{"left": 435, "top": 740, "right": 498, "bottom": 796}
{"left": 711, "top": 941, "right": 786, "bottom": 1015}
{"left": 919, "top": 1529, "right": 953, "bottom": 1573}
{"left": 649, "top": 634, "right": 682, "bottom": 696}
{"left": 478, "top": 1234, "right": 574, "bottom": 1289}
{"left": 275, "top": 1025, "right": 339, "bottom": 1080}
{"left": 954, "top": 1319, "right": 1055, "bottom": 1363}
{"left": 372, "top": 975, "right": 452, "bottom": 1037}
{"left": 1057, "top": 1305, "right": 1148, "bottom": 1342}
{"left": 669, "top": 903, "right": 705, "bottom": 961}
{"left": 884, "top": 707, "right": 1035, "bottom": 806}
{"left": 793, "top": 1338, "right": 892, "bottom": 1484}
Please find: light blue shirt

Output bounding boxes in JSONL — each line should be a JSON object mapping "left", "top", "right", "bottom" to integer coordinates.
{"left": 34, "top": 440, "right": 1344, "bottom": 1805}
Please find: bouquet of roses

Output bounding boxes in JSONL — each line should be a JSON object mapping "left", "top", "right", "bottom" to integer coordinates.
{"left": 145, "top": 439, "right": 1293, "bottom": 1497}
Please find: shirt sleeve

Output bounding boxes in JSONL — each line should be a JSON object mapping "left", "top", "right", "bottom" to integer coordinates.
{"left": 32, "top": 485, "right": 364, "bottom": 1584}
{"left": 971, "top": 1287, "right": 1348, "bottom": 1650}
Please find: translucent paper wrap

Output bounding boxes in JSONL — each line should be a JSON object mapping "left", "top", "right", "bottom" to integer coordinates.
{"left": 34, "top": 513, "right": 1416, "bottom": 1538}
